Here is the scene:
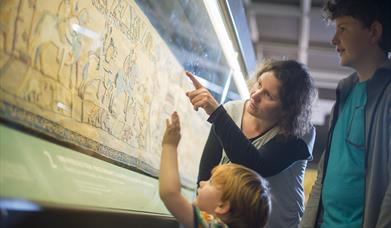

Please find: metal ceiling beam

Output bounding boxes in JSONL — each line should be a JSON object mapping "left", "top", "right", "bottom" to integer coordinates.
{"left": 257, "top": 40, "right": 335, "bottom": 53}
{"left": 248, "top": 12, "right": 259, "bottom": 42}
{"left": 298, "top": 0, "right": 311, "bottom": 64}
{"left": 310, "top": 70, "right": 348, "bottom": 89}
{"left": 247, "top": 2, "right": 301, "bottom": 17}
{"left": 256, "top": 41, "right": 297, "bottom": 52}
{"left": 247, "top": 2, "right": 322, "bottom": 17}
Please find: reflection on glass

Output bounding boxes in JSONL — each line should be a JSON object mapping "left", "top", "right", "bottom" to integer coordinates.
{"left": 0, "top": 0, "right": 237, "bottom": 192}
{"left": 135, "top": 0, "right": 240, "bottom": 101}
{"left": 0, "top": 198, "right": 41, "bottom": 211}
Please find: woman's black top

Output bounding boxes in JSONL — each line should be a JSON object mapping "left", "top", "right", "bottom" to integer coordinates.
{"left": 197, "top": 105, "right": 310, "bottom": 183}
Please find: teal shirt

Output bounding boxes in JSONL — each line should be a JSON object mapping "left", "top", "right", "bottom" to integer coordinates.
{"left": 322, "top": 82, "right": 367, "bottom": 228}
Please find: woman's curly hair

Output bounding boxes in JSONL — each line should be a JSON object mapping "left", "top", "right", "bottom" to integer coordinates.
{"left": 254, "top": 59, "right": 317, "bottom": 137}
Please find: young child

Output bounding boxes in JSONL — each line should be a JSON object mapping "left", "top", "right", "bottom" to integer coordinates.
{"left": 159, "top": 112, "right": 271, "bottom": 228}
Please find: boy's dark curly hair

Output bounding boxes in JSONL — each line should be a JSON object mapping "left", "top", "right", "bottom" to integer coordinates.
{"left": 322, "top": 0, "right": 391, "bottom": 54}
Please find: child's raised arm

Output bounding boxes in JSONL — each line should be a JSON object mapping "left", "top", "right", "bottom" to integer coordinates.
{"left": 159, "top": 112, "right": 193, "bottom": 228}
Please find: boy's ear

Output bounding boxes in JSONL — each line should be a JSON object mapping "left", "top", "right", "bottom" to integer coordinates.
{"left": 369, "top": 21, "right": 383, "bottom": 45}
{"left": 214, "top": 201, "right": 230, "bottom": 215}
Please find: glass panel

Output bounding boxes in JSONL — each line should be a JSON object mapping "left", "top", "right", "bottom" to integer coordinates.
{"left": 0, "top": 0, "right": 233, "bottom": 191}
{"left": 135, "top": 0, "right": 239, "bottom": 101}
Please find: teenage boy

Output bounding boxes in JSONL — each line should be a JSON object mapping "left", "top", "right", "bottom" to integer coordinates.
{"left": 301, "top": 0, "right": 391, "bottom": 228}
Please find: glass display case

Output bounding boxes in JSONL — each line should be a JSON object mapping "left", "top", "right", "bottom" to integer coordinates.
{"left": 0, "top": 0, "right": 255, "bottom": 226}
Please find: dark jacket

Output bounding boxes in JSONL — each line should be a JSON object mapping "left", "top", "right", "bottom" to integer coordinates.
{"left": 300, "top": 61, "right": 391, "bottom": 228}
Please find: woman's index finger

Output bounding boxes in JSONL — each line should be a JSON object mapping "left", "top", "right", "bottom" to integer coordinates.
{"left": 185, "top": 71, "right": 203, "bottom": 89}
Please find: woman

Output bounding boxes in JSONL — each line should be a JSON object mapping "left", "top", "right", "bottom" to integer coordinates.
{"left": 185, "top": 60, "right": 316, "bottom": 228}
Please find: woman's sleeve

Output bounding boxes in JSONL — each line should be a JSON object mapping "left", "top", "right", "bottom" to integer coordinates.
{"left": 208, "top": 105, "right": 310, "bottom": 177}
{"left": 197, "top": 125, "right": 223, "bottom": 184}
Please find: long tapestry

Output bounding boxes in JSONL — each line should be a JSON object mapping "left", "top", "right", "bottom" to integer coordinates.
{"left": 0, "top": 0, "right": 210, "bottom": 188}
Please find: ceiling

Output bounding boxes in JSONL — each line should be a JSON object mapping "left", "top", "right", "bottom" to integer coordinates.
{"left": 240, "top": 0, "right": 357, "bottom": 134}
{"left": 243, "top": 0, "right": 353, "bottom": 99}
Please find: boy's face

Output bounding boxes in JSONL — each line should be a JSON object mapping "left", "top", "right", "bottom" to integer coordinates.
{"left": 194, "top": 178, "right": 223, "bottom": 215}
{"left": 331, "top": 16, "right": 373, "bottom": 68}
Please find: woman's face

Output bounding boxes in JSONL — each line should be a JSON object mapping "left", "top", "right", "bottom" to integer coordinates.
{"left": 247, "top": 71, "right": 284, "bottom": 123}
